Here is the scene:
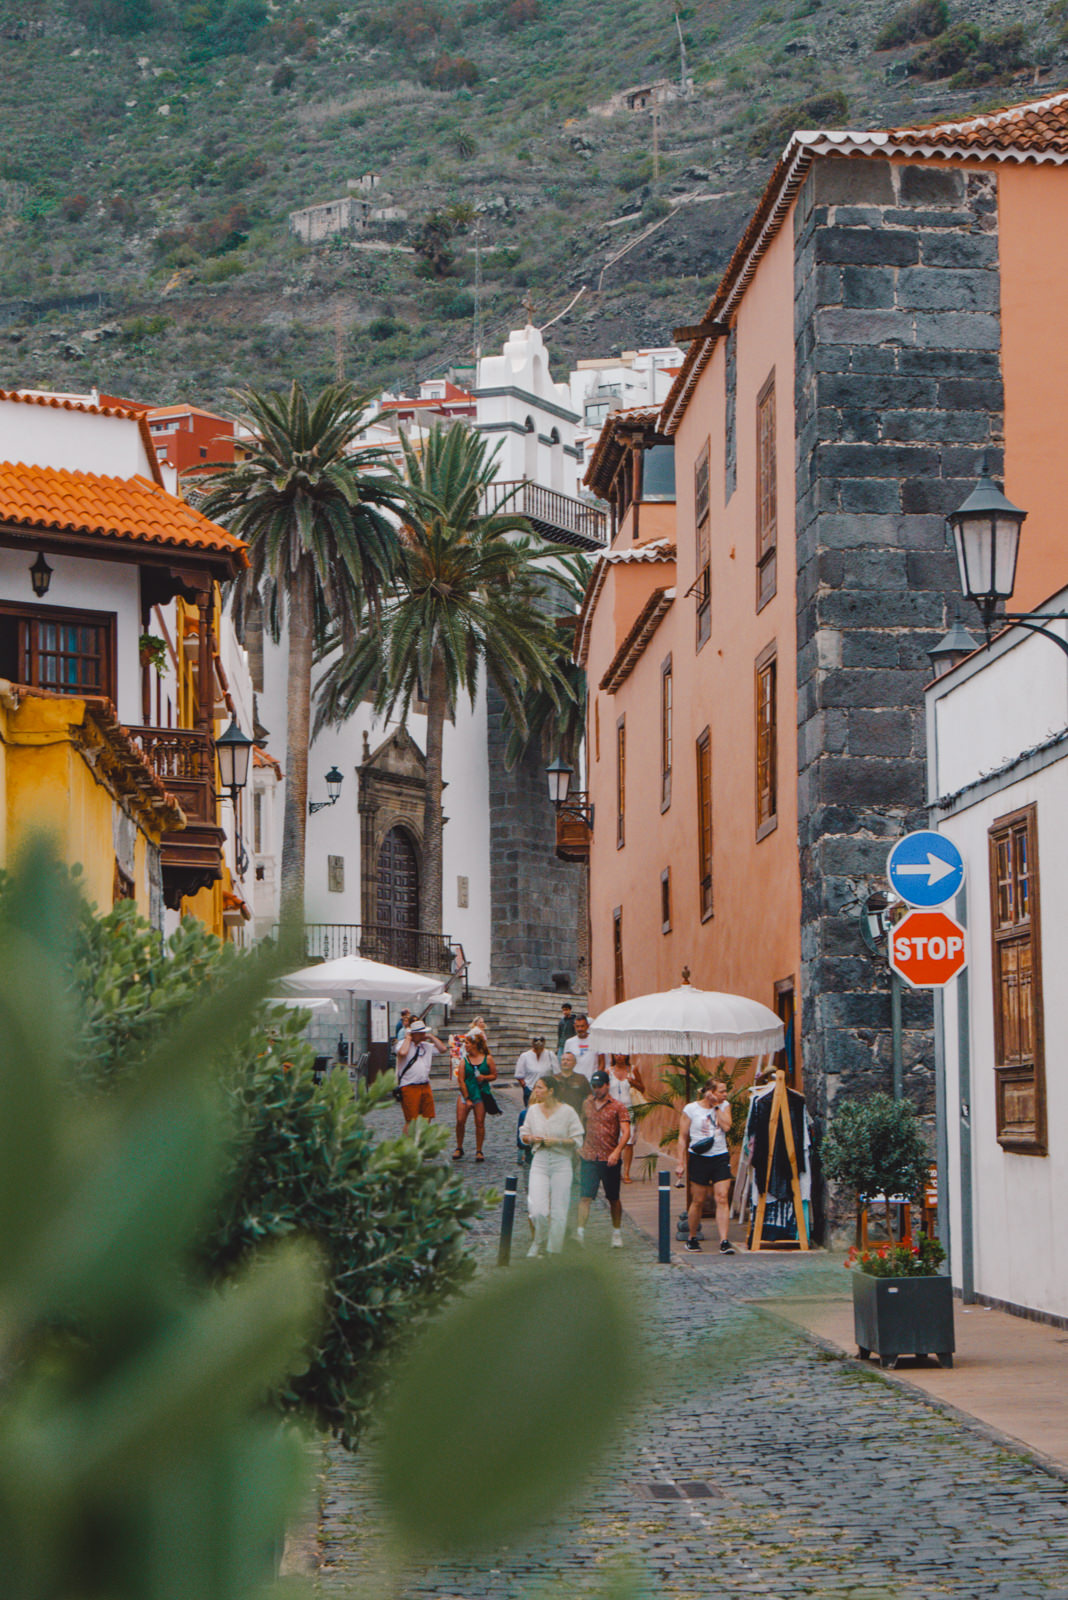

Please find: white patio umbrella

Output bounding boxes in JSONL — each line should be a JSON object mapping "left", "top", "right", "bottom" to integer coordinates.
{"left": 587, "top": 979, "right": 784, "bottom": 1058}
{"left": 265, "top": 995, "right": 340, "bottom": 1016}
{"left": 279, "top": 954, "right": 449, "bottom": 1070}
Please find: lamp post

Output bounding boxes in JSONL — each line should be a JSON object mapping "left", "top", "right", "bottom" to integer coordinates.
{"left": 545, "top": 755, "right": 594, "bottom": 829}
{"left": 947, "top": 459, "right": 1068, "bottom": 659}
{"left": 29, "top": 552, "right": 52, "bottom": 597}
{"left": 928, "top": 623, "right": 980, "bottom": 678}
{"left": 309, "top": 765, "right": 344, "bottom": 815}
{"left": 215, "top": 715, "right": 254, "bottom": 875}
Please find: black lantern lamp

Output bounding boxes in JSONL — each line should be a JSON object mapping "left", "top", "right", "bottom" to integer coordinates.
{"left": 309, "top": 765, "right": 344, "bottom": 814}
{"left": 928, "top": 622, "right": 980, "bottom": 678}
{"left": 215, "top": 715, "right": 254, "bottom": 795}
{"left": 947, "top": 461, "right": 1068, "bottom": 661}
{"left": 29, "top": 551, "right": 52, "bottom": 597}
{"left": 947, "top": 460, "right": 1027, "bottom": 632}
{"left": 545, "top": 754, "right": 594, "bottom": 830}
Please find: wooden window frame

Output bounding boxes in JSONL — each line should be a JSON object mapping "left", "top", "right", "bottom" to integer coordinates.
{"left": 696, "top": 726, "right": 713, "bottom": 922}
{"left": 616, "top": 714, "right": 626, "bottom": 849}
{"left": 774, "top": 976, "right": 797, "bottom": 1087}
{"left": 660, "top": 653, "right": 673, "bottom": 812}
{"left": 0, "top": 600, "right": 117, "bottom": 705}
{"left": 694, "top": 438, "right": 711, "bottom": 650}
{"left": 756, "top": 372, "right": 777, "bottom": 613}
{"left": 594, "top": 696, "right": 600, "bottom": 763}
{"left": 755, "top": 641, "right": 778, "bottom": 841}
{"left": 988, "top": 804, "right": 1046, "bottom": 1156}
{"left": 661, "top": 868, "right": 672, "bottom": 934}
{"left": 613, "top": 906, "right": 625, "bottom": 1004}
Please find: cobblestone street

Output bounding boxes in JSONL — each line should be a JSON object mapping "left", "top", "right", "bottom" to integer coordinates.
{"left": 316, "top": 1091, "right": 1068, "bottom": 1600}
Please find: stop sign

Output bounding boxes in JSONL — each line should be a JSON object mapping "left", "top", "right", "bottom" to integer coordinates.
{"left": 888, "top": 909, "right": 967, "bottom": 988}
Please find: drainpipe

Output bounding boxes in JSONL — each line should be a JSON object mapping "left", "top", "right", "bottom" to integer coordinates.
{"left": 955, "top": 882, "right": 975, "bottom": 1303}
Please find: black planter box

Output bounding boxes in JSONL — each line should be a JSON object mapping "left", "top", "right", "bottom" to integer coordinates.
{"left": 851, "top": 1271, "right": 955, "bottom": 1369}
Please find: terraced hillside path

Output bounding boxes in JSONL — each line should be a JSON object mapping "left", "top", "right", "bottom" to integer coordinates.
{"left": 316, "top": 1090, "right": 1068, "bottom": 1600}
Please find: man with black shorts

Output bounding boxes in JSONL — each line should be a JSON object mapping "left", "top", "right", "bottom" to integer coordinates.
{"left": 676, "top": 1079, "right": 736, "bottom": 1254}
{"left": 576, "top": 1070, "right": 629, "bottom": 1248}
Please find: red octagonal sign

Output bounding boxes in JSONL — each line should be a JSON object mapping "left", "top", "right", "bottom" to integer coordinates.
{"left": 889, "top": 909, "right": 967, "bottom": 989}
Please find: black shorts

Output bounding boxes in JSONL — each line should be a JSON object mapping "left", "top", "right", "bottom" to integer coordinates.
{"left": 579, "top": 1158, "right": 622, "bottom": 1203}
{"left": 688, "top": 1151, "right": 731, "bottom": 1188}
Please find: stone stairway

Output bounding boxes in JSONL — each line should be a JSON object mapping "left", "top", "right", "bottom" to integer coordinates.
{"left": 442, "top": 985, "right": 588, "bottom": 1073}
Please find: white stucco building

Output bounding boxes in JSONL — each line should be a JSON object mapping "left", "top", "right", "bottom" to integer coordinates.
{"left": 926, "top": 595, "right": 1068, "bottom": 1322}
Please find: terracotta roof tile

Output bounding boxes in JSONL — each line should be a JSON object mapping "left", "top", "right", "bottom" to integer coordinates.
{"left": 660, "top": 89, "right": 1068, "bottom": 433}
{"left": 0, "top": 460, "right": 246, "bottom": 563}
{"left": 574, "top": 539, "right": 677, "bottom": 666}
{"left": 0, "top": 388, "right": 166, "bottom": 485}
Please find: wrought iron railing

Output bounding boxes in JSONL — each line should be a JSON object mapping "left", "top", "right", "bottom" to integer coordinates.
{"left": 485, "top": 479, "right": 609, "bottom": 548}
{"left": 129, "top": 725, "right": 214, "bottom": 824}
{"left": 555, "top": 794, "right": 593, "bottom": 862}
{"left": 296, "top": 923, "right": 456, "bottom": 975}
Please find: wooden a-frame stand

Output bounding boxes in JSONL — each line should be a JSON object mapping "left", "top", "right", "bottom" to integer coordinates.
{"left": 750, "top": 1069, "right": 810, "bottom": 1252}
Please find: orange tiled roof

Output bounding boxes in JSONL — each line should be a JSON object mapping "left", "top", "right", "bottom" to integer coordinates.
{"left": 0, "top": 460, "right": 246, "bottom": 565}
{"left": 253, "top": 746, "right": 283, "bottom": 779}
{"left": 585, "top": 404, "right": 666, "bottom": 497}
{"left": 660, "top": 89, "right": 1068, "bottom": 433}
{"left": 0, "top": 388, "right": 165, "bottom": 485}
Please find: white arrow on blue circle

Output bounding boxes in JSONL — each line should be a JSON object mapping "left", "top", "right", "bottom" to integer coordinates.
{"left": 887, "top": 830, "right": 965, "bottom": 907}
{"left": 893, "top": 854, "right": 957, "bottom": 888}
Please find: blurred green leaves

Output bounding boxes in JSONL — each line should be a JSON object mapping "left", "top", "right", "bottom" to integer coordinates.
{"left": 0, "top": 838, "right": 320, "bottom": 1600}
{"left": 375, "top": 1257, "right": 639, "bottom": 1554}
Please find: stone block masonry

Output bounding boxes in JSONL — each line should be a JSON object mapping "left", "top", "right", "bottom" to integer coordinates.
{"left": 793, "top": 157, "right": 1003, "bottom": 1171}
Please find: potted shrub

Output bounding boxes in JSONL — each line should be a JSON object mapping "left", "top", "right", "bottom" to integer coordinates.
{"left": 823, "top": 1093, "right": 954, "bottom": 1369}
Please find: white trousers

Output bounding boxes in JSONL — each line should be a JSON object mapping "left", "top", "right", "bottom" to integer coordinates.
{"left": 527, "top": 1149, "right": 574, "bottom": 1254}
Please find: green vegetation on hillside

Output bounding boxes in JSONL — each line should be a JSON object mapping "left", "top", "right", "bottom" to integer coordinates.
{"left": 1, "top": 0, "right": 1063, "bottom": 407}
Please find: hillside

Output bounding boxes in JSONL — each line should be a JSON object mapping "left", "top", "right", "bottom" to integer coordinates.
{"left": 1, "top": 0, "right": 1066, "bottom": 408}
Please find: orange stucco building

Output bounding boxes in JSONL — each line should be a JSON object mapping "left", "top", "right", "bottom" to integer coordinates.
{"left": 578, "top": 93, "right": 1068, "bottom": 1183}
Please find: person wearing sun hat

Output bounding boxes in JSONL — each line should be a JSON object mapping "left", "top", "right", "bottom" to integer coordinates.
{"left": 395, "top": 1017, "right": 445, "bottom": 1130}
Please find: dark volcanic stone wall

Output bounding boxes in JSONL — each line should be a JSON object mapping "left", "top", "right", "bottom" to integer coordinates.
{"left": 486, "top": 679, "right": 583, "bottom": 990}
{"left": 792, "top": 155, "right": 1004, "bottom": 1132}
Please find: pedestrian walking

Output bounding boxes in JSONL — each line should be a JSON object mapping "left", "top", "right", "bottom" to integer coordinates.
{"left": 453, "top": 1027, "right": 497, "bottom": 1162}
{"left": 576, "top": 1070, "right": 629, "bottom": 1249}
{"left": 521, "top": 1078, "right": 585, "bottom": 1256}
{"left": 514, "top": 1035, "right": 558, "bottom": 1104}
{"left": 676, "top": 1078, "right": 736, "bottom": 1254}
{"left": 608, "top": 1054, "right": 646, "bottom": 1183}
{"left": 556, "top": 1002, "right": 574, "bottom": 1057}
{"left": 562, "top": 1014, "right": 599, "bottom": 1082}
{"left": 394, "top": 1019, "right": 445, "bottom": 1130}
{"left": 550, "top": 1051, "right": 590, "bottom": 1115}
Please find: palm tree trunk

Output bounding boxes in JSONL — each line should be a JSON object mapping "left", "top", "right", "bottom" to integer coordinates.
{"left": 422, "top": 649, "right": 447, "bottom": 935}
{"left": 281, "top": 556, "right": 314, "bottom": 922}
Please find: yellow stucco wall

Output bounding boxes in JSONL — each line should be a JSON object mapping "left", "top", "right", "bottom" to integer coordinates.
{"left": 0, "top": 690, "right": 157, "bottom": 919}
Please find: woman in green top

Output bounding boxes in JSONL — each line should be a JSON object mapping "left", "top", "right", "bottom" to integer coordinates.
{"left": 453, "top": 1026, "right": 497, "bottom": 1162}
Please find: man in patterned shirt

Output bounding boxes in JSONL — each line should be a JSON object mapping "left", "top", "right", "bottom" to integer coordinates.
{"left": 576, "top": 1070, "right": 629, "bottom": 1248}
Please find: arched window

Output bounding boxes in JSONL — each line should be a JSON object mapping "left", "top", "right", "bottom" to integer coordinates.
{"left": 524, "top": 415, "right": 535, "bottom": 433}
{"left": 549, "top": 427, "right": 560, "bottom": 445}
{"left": 376, "top": 826, "right": 419, "bottom": 966}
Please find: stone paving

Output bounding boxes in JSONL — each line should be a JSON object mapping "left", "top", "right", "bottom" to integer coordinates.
{"left": 316, "top": 1089, "right": 1068, "bottom": 1600}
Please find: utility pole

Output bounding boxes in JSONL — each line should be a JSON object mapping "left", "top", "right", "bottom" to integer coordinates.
{"left": 674, "top": 4, "right": 689, "bottom": 95}
{"left": 473, "top": 226, "right": 483, "bottom": 363}
{"left": 652, "top": 105, "right": 660, "bottom": 184}
{"left": 333, "top": 305, "right": 345, "bottom": 384}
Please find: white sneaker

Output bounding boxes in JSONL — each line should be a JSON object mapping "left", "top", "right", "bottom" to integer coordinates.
{"left": 611, "top": 1231, "right": 623, "bottom": 1248}
{"left": 576, "top": 1227, "right": 585, "bottom": 1245}
{"left": 527, "top": 1243, "right": 541, "bottom": 1258}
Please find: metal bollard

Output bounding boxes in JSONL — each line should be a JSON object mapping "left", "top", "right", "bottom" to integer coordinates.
{"left": 658, "top": 1170, "right": 671, "bottom": 1263}
{"left": 498, "top": 1174, "right": 518, "bottom": 1266}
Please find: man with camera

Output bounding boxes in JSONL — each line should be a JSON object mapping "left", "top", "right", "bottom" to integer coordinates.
{"left": 395, "top": 1018, "right": 446, "bottom": 1130}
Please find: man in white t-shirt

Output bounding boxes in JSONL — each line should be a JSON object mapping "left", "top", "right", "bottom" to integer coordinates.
{"left": 563, "top": 1014, "right": 600, "bottom": 1082}
{"left": 395, "top": 1019, "right": 445, "bottom": 1130}
{"left": 676, "top": 1079, "right": 736, "bottom": 1255}
{"left": 514, "top": 1035, "right": 558, "bottom": 1105}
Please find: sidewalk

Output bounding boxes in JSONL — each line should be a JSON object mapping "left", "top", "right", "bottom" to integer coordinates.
{"left": 620, "top": 1156, "right": 1068, "bottom": 1479}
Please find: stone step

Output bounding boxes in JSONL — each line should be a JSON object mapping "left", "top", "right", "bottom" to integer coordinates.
{"left": 446, "top": 985, "right": 588, "bottom": 1068}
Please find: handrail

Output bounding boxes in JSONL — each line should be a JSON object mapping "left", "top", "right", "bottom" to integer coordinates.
{"left": 486, "top": 479, "right": 609, "bottom": 547}
{"left": 128, "top": 724, "right": 215, "bottom": 825}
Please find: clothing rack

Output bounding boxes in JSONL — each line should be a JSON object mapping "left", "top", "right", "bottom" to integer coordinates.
{"left": 750, "top": 1069, "right": 809, "bottom": 1252}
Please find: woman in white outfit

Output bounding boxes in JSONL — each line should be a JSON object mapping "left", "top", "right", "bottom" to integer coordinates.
{"left": 521, "top": 1078, "right": 585, "bottom": 1256}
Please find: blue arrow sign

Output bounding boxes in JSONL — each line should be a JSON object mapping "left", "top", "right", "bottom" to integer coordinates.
{"left": 887, "top": 831, "right": 965, "bottom": 908}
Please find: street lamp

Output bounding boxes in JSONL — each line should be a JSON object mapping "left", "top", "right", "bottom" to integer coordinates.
{"left": 928, "top": 622, "right": 980, "bottom": 678}
{"left": 947, "top": 462, "right": 1068, "bottom": 659}
{"left": 29, "top": 551, "right": 52, "bottom": 597}
{"left": 214, "top": 715, "right": 254, "bottom": 877}
{"left": 545, "top": 755, "right": 594, "bottom": 830}
{"left": 309, "top": 765, "right": 344, "bottom": 815}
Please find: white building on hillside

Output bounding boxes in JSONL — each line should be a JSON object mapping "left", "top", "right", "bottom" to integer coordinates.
{"left": 926, "top": 594, "right": 1068, "bottom": 1323}
{"left": 568, "top": 346, "right": 683, "bottom": 449}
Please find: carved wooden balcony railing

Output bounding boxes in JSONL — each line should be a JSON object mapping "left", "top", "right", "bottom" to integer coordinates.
{"left": 128, "top": 725, "right": 225, "bottom": 908}
{"left": 485, "top": 480, "right": 609, "bottom": 549}
{"left": 555, "top": 794, "right": 592, "bottom": 862}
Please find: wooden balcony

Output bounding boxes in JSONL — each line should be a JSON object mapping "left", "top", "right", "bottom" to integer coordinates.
{"left": 555, "top": 794, "right": 592, "bottom": 862}
{"left": 128, "top": 725, "right": 225, "bottom": 908}
{"left": 485, "top": 480, "right": 609, "bottom": 550}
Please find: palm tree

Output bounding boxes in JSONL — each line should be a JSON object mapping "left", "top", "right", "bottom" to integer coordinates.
{"left": 315, "top": 421, "right": 566, "bottom": 934}
{"left": 501, "top": 551, "right": 591, "bottom": 771}
{"left": 198, "top": 381, "right": 401, "bottom": 918}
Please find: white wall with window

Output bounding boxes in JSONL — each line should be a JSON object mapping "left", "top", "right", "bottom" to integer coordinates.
{"left": 926, "top": 594, "right": 1068, "bottom": 1321}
